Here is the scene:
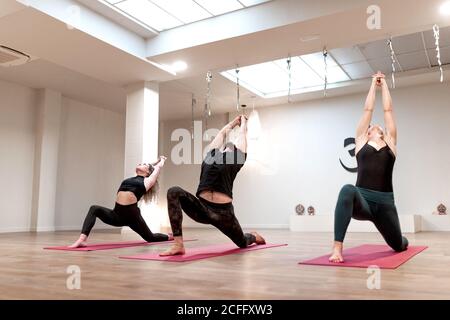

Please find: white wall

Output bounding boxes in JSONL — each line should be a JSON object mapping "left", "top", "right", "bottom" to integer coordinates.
{"left": 160, "top": 81, "right": 450, "bottom": 229}
{"left": 0, "top": 80, "right": 36, "bottom": 232}
{"left": 54, "top": 98, "right": 125, "bottom": 230}
{"left": 0, "top": 78, "right": 125, "bottom": 233}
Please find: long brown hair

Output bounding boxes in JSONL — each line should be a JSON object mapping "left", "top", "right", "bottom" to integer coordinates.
{"left": 142, "top": 165, "right": 159, "bottom": 204}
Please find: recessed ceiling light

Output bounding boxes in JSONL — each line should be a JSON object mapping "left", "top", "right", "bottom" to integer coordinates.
{"left": 300, "top": 35, "right": 321, "bottom": 42}
{"left": 171, "top": 61, "right": 188, "bottom": 72}
{"left": 440, "top": 1, "right": 450, "bottom": 15}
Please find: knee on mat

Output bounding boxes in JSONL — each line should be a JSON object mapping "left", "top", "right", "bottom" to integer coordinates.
{"left": 231, "top": 235, "right": 249, "bottom": 249}
{"left": 237, "top": 233, "right": 255, "bottom": 248}
{"left": 391, "top": 237, "right": 409, "bottom": 252}
{"left": 236, "top": 241, "right": 248, "bottom": 249}
{"left": 141, "top": 235, "right": 155, "bottom": 243}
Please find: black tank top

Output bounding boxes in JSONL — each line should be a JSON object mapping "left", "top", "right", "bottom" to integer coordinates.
{"left": 356, "top": 143, "right": 396, "bottom": 192}
{"left": 117, "top": 176, "right": 146, "bottom": 201}
{"left": 196, "top": 146, "right": 247, "bottom": 199}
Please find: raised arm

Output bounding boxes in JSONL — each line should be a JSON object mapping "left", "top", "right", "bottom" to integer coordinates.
{"left": 206, "top": 116, "right": 241, "bottom": 152}
{"left": 150, "top": 157, "right": 163, "bottom": 167}
{"left": 380, "top": 77, "right": 397, "bottom": 145}
{"left": 234, "top": 115, "right": 248, "bottom": 153}
{"left": 144, "top": 156, "right": 166, "bottom": 191}
{"left": 355, "top": 74, "right": 379, "bottom": 153}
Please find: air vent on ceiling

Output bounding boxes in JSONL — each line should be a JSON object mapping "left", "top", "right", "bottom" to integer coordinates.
{"left": 0, "top": 46, "right": 31, "bottom": 67}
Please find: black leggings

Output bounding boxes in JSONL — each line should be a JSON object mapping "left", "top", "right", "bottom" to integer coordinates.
{"left": 166, "top": 186, "right": 256, "bottom": 248}
{"left": 334, "top": 185, "right": 408, "bottom": 252}
{"left": 81, "top": 203, "right": 169, "bottom": 242}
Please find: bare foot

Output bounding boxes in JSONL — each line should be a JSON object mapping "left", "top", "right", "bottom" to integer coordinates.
{"left": 68, "top": 234, "right": 88, "bottom": 248}
{"left": 251, "top": 232, "right": 266, "bottom": 245}
{"left": 329, "top": 242, "right": 344, "bottom": 263}
{"left": 68, "top": 240, "right": 87, "bottom": 248}
{"left": 160, "top": 236, "right": 185, "bottom": 256}
{"left": 167, "top": 233, "right": 174, "bottom": 241}
{"left": 159, "top": 244, "right": 185, "bottom": 256}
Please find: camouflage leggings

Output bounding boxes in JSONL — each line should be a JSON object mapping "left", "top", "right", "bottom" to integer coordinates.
{"left": 166, "top": 186, "right": 256, "bottom": 248}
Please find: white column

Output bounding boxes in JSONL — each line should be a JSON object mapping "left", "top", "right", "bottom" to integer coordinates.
{"left": 124, "top": 82, "right": 163, "bottom": 232}
{"left": 31, "top": 89, "right": 62, "bottom": 232}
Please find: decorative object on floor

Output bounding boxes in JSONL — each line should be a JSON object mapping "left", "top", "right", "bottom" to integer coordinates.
{"left": 299, "top": 244, "right": 428, "bottom": 269}
{"left": 295, "top": 204, "right": 305, "bottom": 215}
{"left": 433, "top": 203, "right": 447, "bottom": 215}
{"left": 307, "top": 206, "right": 315, "bottom": 216}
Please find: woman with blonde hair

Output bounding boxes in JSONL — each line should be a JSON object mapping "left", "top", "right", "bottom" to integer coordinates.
{"left": 69, "top": 156, "right": 172, "bottom": 248}
{"left": 329, "top": 72, "right": 409, "bottom": 263}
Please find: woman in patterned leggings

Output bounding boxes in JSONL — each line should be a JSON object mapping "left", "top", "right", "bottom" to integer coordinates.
{"left": 160, "top": 115, "right": 265, "bottom": 256}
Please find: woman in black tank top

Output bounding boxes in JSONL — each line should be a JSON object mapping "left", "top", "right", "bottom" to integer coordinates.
{"left": 69, "top": 157, "right": 172, "bottom": 248}
{"left": 329, "top": 72, "right": 409, "bottom": 263}
{"left": 160, "top": 116, "right": 266, "bottom": 257}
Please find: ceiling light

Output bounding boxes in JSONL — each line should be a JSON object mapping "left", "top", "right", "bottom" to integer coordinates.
{"left": 440, "top": 1, "right": 450, "bottom": 15}
{"left": 300, "top": 35, "right": 321, "bottom": 42}
{"left": 171, "top": 61, "right": 188, "bottom": 72}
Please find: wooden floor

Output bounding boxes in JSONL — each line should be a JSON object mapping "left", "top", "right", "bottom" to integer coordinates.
{"left": 1, "top": 229, "right": 449, "bottom": 300}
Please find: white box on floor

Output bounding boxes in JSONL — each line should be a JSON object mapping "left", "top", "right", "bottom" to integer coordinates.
{"left": 421, "top": 215, "right": 450, "bottom": 231}
{"left": 289, "top": 214, "right": 422, "bottom": 233}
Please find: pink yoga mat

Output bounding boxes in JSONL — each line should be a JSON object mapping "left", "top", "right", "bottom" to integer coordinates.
{"left": 120, "top": 243, "right": 287, "bottom": 262}
{"left": 44, "top": 239, "right": 196, "bottom": 252}
{"left": 299, "top": 244, "right": 427, "bottom": 269}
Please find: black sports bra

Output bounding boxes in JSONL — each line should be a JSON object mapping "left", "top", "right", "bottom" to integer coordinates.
{"left": 117, "top": 176, "right": 146, "bottom": 201}
{"left": 356, "top": 143, "right": 396, "bottom": 192}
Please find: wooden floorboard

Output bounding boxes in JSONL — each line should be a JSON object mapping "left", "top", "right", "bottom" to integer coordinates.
{"left": 0, "top": 229, "right": 448, "bottom": 300}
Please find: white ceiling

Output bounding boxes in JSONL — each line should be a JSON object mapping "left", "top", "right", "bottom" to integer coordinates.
{"left": 1, "top": 0, "right": 449, "bottom": 121}
{"left": 0, "top": 5, "right": 171, "bottom": 86}
{"left": 159, "top": 27, "right": 450, "bottom": 120}
{"left": 0, "top": 59, "right": 126, "bottom": 112}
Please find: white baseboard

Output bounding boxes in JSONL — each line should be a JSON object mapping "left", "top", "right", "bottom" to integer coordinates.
{"left": 54, "top": 226, "right": 79, "bottom": 231}
{"left": 32, "top": 226, "right": 56, "bottom": 232}
{"left": 5, "top": 216, "right": 450, "bottom": 234}
{"left": 0, "top": 225, "right": 120, "bottom": 234}
{"left": 290, "top": 214, "right": 422, "bottom": 233}
{"left": 0, "top": 227, "right": 30, "bottom": 233}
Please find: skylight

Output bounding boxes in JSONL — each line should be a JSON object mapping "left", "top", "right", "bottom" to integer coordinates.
{"left": 99, "top": 0, "right": 271, "bottom": 32}
{"left": 220, "top": 52, "right": 351, "bottom": 98}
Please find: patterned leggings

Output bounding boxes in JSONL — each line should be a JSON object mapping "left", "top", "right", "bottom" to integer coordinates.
{"left": 167, "top": 186, "right": 256, "bottom": 248}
